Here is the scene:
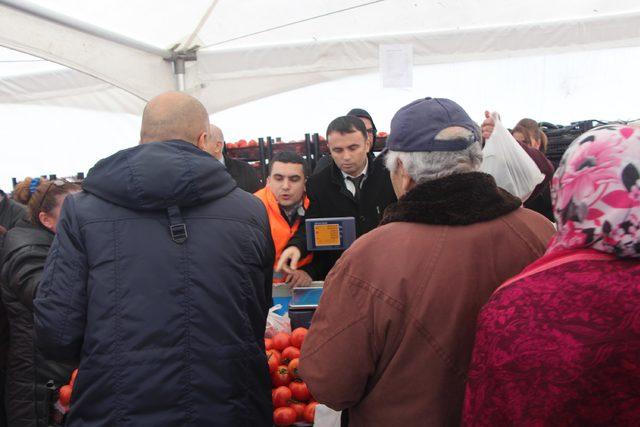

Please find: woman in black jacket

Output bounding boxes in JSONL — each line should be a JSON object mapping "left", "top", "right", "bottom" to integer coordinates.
{"left": 1, "top": 177, "right": 80, "bottom": 427}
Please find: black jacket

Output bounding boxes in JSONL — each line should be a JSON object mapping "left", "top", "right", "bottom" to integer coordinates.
{"left": 524, "top": 186, "right": 554, "bottom": 222}
{"left": 291, "top": 154, "right": 397, "bottom": 280}
{"left": 0, "top": 191, "right": 26, "bottom": 232}
{"left": 1, "top": 222, "right": 74, "bottom": 427}
{"left": 0, "top": 190, "right": 27, "bottom": 419}
{"left": 33, "top": 140, "right": 274, "bottom": 427}
{"left": 224, "top": 155, "right": 262, "bottom": 193}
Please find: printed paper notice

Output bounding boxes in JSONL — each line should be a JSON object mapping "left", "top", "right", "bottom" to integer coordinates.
{"left": 379, "top": 44, "right": 413, "bottom": 88}
{"left": 314, "top": 223, "right": 341, "bottom": 247}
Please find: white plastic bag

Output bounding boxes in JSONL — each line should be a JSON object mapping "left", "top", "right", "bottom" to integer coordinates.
{"left": 265, "top": 305, "right": 291, "bottom": 338}
{"left": 480, "top": 112, "right": 545, "bottom": 201}
{"left": 314, "top": 404, "right": 341, "bottom": 427}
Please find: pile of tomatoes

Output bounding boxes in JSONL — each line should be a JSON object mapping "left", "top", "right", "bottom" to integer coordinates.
{"left": 266, "top": 327, "right": 318, "bottom": 426}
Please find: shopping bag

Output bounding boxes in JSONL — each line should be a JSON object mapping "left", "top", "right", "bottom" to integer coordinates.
{"left": 265, "top": 304, "right": 291, "bottom": 337}
{"left": 314, "top": 404, "right": 342, "bottom": 427}
{"left": 480, "top": 112, "right": 545, "bottom": 201}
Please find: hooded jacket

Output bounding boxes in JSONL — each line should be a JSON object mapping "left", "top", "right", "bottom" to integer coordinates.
{"left": 33, "top": 140, "right": 274, "bottom": 427}
{"left": 1, "top": 222, "right": 74, "bottom": 427}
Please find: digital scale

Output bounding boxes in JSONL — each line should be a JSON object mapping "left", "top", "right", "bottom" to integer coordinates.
{"left": 305, "top": 217, "right": 356, "bottom": 251}
{"left": 288, "top": 283, "right": 324, "bottom": 329}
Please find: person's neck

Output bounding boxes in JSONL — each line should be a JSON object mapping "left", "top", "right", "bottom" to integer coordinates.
{"left": 282, "top": 202, "right": 300, "bottom": 216}
{"left": 345, "top": 159, "right": 368, "bottom": 178}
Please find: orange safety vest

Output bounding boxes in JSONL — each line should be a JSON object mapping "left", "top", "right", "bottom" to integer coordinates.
{"left": 254, "top": 187, "right": 313, "bottom": 275}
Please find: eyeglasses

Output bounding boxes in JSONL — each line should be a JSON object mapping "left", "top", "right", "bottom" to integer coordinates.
{"left": 36, "top": 179, "right": 68, "bottom": 214}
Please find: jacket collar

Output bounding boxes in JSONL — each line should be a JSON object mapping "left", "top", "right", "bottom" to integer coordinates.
{"left": 330, "top": 153, "right": 377, "bottom": 200}
{"left": 381, "top": 172, "right": 521, "bottom": 226}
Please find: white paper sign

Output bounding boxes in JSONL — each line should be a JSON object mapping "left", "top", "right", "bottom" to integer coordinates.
{"left": 379, "top": 44, "right": 413, "bottom": 88}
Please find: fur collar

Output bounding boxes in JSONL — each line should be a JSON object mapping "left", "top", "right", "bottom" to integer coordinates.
{"left": 381, "top": 172, "right": 521, "bottom": 226}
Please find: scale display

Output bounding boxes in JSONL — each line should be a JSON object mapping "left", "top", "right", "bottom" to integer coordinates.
{"left": 305, "top": 217, "right": 356, "bottom": 251}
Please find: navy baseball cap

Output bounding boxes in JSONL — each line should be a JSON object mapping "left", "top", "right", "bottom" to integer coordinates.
{"left": 386, "top": 97, "right": 480, "bottom": 152}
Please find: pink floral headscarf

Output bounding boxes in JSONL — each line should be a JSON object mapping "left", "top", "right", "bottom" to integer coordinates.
{"left": 547, "top": 125, "right": 640, "bottom": 257}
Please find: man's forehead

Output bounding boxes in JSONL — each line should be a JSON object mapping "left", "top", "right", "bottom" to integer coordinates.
{"left": 328, "top": 131, "right": 365, "bottom": 145}
{"left": 359, "top": 117, "right": 373, "bottom": 129}
{"left": 270, "top": 161, "right": 304, "bottom": 176}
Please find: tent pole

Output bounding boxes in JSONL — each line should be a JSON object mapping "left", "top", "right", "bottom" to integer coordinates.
{"left": 0, "top": 0, "right": 171, "bottom": 58}
{"left": 170, "top": 52, "right": 197, "bottom": 92}
{"left": 174, "top": 57, "right": 186, "bottom": 92}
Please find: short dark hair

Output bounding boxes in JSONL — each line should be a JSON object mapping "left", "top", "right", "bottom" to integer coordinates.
{"left": 269, "top": 151, "right": 309, "bottom": 176}
{"left": 326, "top": 116, "right": 367, "bottom": 141}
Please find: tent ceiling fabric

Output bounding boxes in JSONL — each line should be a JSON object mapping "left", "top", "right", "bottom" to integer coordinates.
{"left": 0, "top": 2, "right": 175, "bottom": 103}
{"left": 0, "top": 0, "right": 639, "bottom": 114}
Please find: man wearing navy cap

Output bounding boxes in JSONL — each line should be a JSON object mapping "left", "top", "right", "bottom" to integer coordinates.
{"left": 277, "top": 115, "right": 396, "bottom": 285}
{"left": 298, "top": 98, "right": 555, "bottom": 426}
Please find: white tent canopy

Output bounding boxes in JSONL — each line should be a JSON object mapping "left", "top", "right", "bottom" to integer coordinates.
{"left": 1, "top": 0, "right": 640, "bottom": 114}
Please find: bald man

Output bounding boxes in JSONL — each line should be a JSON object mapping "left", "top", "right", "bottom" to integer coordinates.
{"left": 205, "top": 125, "right": 262, "bottom": 193}
{"left": 33, "top": 92, "right": 274, "bottom": 426}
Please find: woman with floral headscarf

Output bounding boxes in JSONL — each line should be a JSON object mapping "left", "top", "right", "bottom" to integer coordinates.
{"left": 462, "top": 125, "right": 640, "bottom": 426}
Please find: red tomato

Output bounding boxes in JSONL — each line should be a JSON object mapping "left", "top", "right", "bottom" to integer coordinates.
{"left": 248, "top": 139, "right": 258, "bottom": 147}
{"left": 272, "top": 386, "right": 292, "bottom": 408}
{"left": 226, "top": 142, "right": 237, "bottom": 149}
{"left": 290, "top": 328, "right": 307, "bottom": 349}
{"left": 58, "top": 384, "right": 72, "bottom": 407}
{"left": 237, "top": 139, "right": 248, "bottom": 148}
{"left": 281, "top": 346, "right": 301, "bottom": 364}
{"left": 273, "top": 406, "right": 297, "bottom": 426}
{"left": 264, "top": 338, "right": 273, "bottom": 351}
{"left": 303, "top": 401, "right": 318, "bottom": 423}
{"left": 377, "top": 131, "right": 388, "bottom": 138}
{"left": 289, "top": 380, "right": 311, "bottom": 402}
{"left": 70, "top": 369, "right": 78, "bottom": 387}
{"left": 267, "top": 351, "right": 280, "bottom": 374}
{"left": 287, "top": 358, "right": 300, "bottom": 380}
{"left": 272, "top": 333, "right": 291, "bottom": 352}
{"left": 266, "top": 349, "right": 281, "bottom": 363}
{"left": 289, "top": 402, "right": 306, "bottom": 421}
{"left": 271, "top": 365, "right": 291, "bottom": 387}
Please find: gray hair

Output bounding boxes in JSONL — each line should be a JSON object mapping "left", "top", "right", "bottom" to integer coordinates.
{"left": 385, "top": 127, "right": 483, "bottom": 184}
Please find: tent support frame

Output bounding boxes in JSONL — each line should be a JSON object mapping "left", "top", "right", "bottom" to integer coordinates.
{"left": 0, "top": 0, "right": 171, "bottom": 58}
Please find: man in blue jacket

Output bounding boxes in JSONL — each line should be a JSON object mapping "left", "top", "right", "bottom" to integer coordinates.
{"left": 33, "top": 92, "right": 274, "bottom": 426}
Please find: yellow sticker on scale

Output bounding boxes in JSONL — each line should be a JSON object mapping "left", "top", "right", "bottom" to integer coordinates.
{"left": 314, "top": 223, "right": 341, "bottom": 247}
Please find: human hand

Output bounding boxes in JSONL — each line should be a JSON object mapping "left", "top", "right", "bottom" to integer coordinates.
{"left": 276, "top": 246, "right": 302, "bottom": 274}
{"left": 0, "top": 225, "right": 6, "bottom": 235}
{"left": 481, "top": 110, "right": 495, "bottom": 140}
{"left": 286, "top": 270, "right": 313, "bottom": 287}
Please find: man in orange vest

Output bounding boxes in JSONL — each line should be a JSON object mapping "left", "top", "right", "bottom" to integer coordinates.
{"left": 254, "top": 152, "right": 313, "bottom": 286}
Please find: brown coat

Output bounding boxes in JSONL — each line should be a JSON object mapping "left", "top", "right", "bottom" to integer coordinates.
{"left": 299, "top": 172, "right": 555, "bottom": 427}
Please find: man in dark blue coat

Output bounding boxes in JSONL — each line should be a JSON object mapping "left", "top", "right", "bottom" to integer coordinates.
{"left": 33, "top": 92, "right": 274, "bottom": 426}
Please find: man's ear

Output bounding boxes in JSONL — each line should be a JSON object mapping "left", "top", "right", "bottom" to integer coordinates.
{"left": 400, "top": 163, "right": 416, "bottom": 193}
{"left": 38, "top": 211, "right": 55, "bottom": 232}
{"left": 214, "top": 140, "right": 224, "bottom": 155}
{"left": 196, "top": 131, "right": 208, "bottom": 150}
{"left": 364, "top": 138, "right": 372, "bottom": 152}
